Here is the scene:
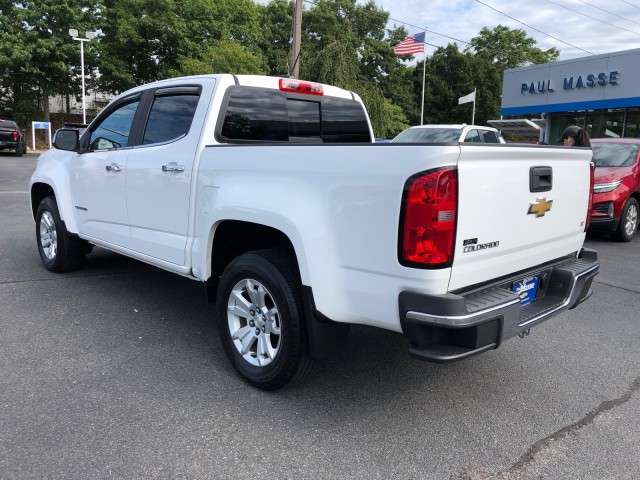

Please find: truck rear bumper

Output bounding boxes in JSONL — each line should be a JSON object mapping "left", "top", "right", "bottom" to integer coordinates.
{"left": 399, "top": 249, "right": 599, "bottom": 363}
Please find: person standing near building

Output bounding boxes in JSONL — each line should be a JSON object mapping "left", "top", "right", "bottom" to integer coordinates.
{"left": 560, "top": 125, "right": 591, "bottom": 147}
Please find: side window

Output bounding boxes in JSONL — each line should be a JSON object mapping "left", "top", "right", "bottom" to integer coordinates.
{"left": 322, "top": 97, "right": 370, "bottom": 143}
{"left": 142, "top": 94, "right": 200, "bottom": 145}
{"left": 221, "top": 88, "right": 288, "bottom": 142}
{"left": 463, "top": 130, "right": 481, "bottom": 143}
{"left": 482, "top": 130, "right": 500, "bottom": 143}
{"left": 89, "top": 99, "right": 140, "bottom": 151}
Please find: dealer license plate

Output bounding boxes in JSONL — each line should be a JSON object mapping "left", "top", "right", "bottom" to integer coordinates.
{"left": 512, "top": 276, "right": 540, "bottom": 305}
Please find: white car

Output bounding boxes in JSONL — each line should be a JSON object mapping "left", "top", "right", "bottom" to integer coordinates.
{"left": 392, "top": 124, "right": 506, "bottom": 144}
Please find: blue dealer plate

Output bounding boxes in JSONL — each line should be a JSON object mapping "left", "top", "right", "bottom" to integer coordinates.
{"left": 512, "top": 276, "right": 540, "bottom": 305}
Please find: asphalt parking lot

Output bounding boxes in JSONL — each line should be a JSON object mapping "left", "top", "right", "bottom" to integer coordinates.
{"left": 1, "top": 153, "right": 639, "bottom": 479}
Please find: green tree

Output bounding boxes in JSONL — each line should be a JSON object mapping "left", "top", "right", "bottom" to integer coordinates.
{"left": 96, "top": 0, "right": 264, "bottom": 93}
{"left": 0, "top": 0, "right": 99, "bottom": 124}
{"left": 96, "top": 0, "right": 187, "bottom": 92}
{"left": 421, "top": 44, "right": 501, "bottom": 126}
{"left": 467, "top": 25, "right": 559, "bottom": 71}
{"left": 257, "top": 0, "right": 293, "bottom": 76}
{"left": 299, "top": 0, "right": 409, "bottom": 137}
{"left": 179, "top": 41, "right": 266, "bottom": 75}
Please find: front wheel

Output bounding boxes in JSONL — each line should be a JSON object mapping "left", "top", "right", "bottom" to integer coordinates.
{"left": 615, "top": 197, "right": 639, "bottom": 242}
{"left": 36, "top": 196, "right": 89, "bottom": 272}
{"left": 216, "top": 249, "right": 315, "bottom": 390}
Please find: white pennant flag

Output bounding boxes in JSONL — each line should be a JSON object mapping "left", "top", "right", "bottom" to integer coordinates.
{"left": 458, "top": 90, "right": 476, "bottom": 105}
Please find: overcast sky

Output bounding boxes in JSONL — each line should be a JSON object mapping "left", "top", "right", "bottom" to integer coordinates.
{"left": 370, "top": 0, "right": 640, "bottom": 61}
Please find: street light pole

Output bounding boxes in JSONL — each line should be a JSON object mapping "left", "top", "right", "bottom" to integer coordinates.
{"left": 68, "top": 29, "right": 95, "bottom": 124}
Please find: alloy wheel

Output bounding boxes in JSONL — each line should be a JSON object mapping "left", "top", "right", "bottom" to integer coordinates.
{"left": 39, "top": 211, "right": 58, "bottom": 260}
{"left": 227, "top": 278, "right": 282, "bottom": 367}
{"left": 624, "top": 203, "right": 638, "bottom": 238}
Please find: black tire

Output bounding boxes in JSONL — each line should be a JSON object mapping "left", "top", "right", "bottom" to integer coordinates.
{"left": 15, "top": 140, "right": 23, "bottom": 157}
{"left": 35, "top": 196, "right": 91, "bottom": 272}
{"left": 216, "top": 249, "right": 316, "bottom": 390}
{"left": 23, "top": 141, "right": 27, "bottom": 154}
{"left": 614, "top": 197, "right": 639, "bottom": 242}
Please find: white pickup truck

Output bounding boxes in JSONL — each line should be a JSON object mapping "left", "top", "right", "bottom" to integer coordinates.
{"left": 30, "top": 74, "right": 599, "bottom": 390}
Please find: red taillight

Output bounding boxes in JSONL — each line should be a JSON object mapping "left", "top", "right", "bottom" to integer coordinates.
{"left": 279, "top": 78, "right": 323, "bottom": 96}
{"left": 400, "top": 168, "right": 457, "bottom": 267}
{"left": 585, "top": 161, "right": 595, "bottom": 232}
{"left": 12, "top": 131, "right": 18, "bottom": 141}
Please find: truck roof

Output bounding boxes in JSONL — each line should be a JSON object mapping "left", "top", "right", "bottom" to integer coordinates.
{"left": 116, "top": 74, "right": 358, "bottom": 102}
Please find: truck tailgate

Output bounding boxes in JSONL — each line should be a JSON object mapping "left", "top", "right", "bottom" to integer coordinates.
{"left": 449, "top": 145, "right": 592, "bottom": 291}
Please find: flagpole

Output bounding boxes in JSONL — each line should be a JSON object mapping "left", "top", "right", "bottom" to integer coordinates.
{"left": 472, "top": 89, "right": 476, "bottom": 125}
{"left": 420, "top": 45, "right": 426, "bottom": 125}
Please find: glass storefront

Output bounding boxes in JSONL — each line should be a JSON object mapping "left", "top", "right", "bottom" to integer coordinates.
{"left": 549, "top": 113, "right": 585, "bottom": 145}
{"left": 549, "top": 108, "right": 639, "bottom": 142}
{"left": 625, "top": 110, "right": 640, "bottom": 138}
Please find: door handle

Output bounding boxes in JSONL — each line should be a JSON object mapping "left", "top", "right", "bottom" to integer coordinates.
{"left": 162, "top": 162, "right": 185, "bottom": 173}
{"left": 530, "top": 166, "right": 552, "bottom": 192}
{"left": 105, "top": 163, "right": 122, "bottom": 172}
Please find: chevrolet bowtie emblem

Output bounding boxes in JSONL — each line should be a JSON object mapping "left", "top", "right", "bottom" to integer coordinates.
{"left": 528, "top": 198, "right": 553, "bottom": 217}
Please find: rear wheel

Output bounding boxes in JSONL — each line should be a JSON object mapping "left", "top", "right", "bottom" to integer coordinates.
{"left": 15, "top": 140, "right": 23, "bottom": 157}
{"left": 36, "top": 196, "right": 90, "bottom": 272}
{"left": 615, "top": 198, "right": 639, "bottom": 242}
{"left": 216, "top": 249, "right": 315, "bottom": 390}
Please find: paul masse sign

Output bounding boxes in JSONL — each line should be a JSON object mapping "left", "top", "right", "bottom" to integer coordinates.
{"left": 521, "top": 71, "right": 620, "bottom": 95}
{"left": 500, "top": 48, "right": 640, "bottom": 115}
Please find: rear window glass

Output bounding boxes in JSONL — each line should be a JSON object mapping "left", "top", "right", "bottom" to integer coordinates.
{"left": 592, "top": 143, "right": 640, "bottom": 167}
{"left": 321, "top": 97, "right": 370, "bottom": 143}
{"left": 221, "top": 88, "right": 288, "bottom": 142}
{"left": 0, "top": 120, "right": 18, "bottom": 130}
{"left": 392, "top": 128, "right": 462, "bottom": 143}
{"left": 219, "top": 87, "right": 370, "bottom": 143}
{"left": 288, "top": 99, "right": 321, "bottom": 140}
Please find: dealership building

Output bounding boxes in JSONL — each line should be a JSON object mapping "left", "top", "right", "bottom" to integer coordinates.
{"left": 492, "top": 48, "right": 640, "bottom": 143}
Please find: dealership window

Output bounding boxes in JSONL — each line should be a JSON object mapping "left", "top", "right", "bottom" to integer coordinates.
{"left": 624, "top": 110, "right": 640, "bottom": 138}
{"left": 586, "top": 109, "right": 625, "bottom": 138}
{"left": 549, "top": 108, "right": 640, "bottom": 141}
{"left": 549, "top": 113, "right": 585, "bottom": 145}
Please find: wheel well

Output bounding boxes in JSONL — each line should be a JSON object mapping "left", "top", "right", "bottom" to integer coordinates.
{"left": 206, "top": 220, "right": 300, "bottom": 303}
{"left": 31, "top": 183, "right": 55, "bottom": 220}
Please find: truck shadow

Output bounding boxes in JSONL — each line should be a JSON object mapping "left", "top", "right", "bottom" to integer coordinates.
{"left": 71, "top": 248, "right": 531, "bottom": 418}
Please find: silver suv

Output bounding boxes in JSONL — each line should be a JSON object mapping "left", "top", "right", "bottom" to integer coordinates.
{"left": 391, "top": 124, "right": 505, "bottom": 144}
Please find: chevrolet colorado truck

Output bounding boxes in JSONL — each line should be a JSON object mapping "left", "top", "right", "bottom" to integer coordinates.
{"left": 30, "top": 74, "right": 599, "bottom": 390}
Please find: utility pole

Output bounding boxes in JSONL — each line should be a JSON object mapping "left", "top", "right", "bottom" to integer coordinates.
{"left": 290, "top": 0, "right": 303, "bottom": 78}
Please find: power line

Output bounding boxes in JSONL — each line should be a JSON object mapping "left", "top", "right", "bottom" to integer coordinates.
{"left": 620, "top": 0, "right": 640, "bottom": 11}
{"left": 301, "top": 0, "right": 469, "bottom": 48}
{"left": 543, "top": 0, "right": 640, "bottom": 35}
{"left": 576, "top": 0, "right": 640, "bottom": 27}
{"left": 473, "top": 0, "right": 594, "bottom": 54}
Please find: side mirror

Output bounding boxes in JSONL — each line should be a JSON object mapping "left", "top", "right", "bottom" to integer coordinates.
{"left": 53, "top": 128, "right": 79, "bottom": 151}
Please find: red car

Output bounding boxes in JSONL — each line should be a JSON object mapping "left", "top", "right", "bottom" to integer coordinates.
{"left": 590, "top": 138, "right": 640, "bottom": 242}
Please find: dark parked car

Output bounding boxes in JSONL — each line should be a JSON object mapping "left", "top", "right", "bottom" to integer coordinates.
{"left": 0, "top": 119, "right": 27, "bottom": 156}
{"left": 590, "top": 138, "right": 640, "bottom": 242}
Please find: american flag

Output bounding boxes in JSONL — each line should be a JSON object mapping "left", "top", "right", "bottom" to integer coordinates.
{"left": 393, "top": 32, "right": 426, "bottom": 55}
